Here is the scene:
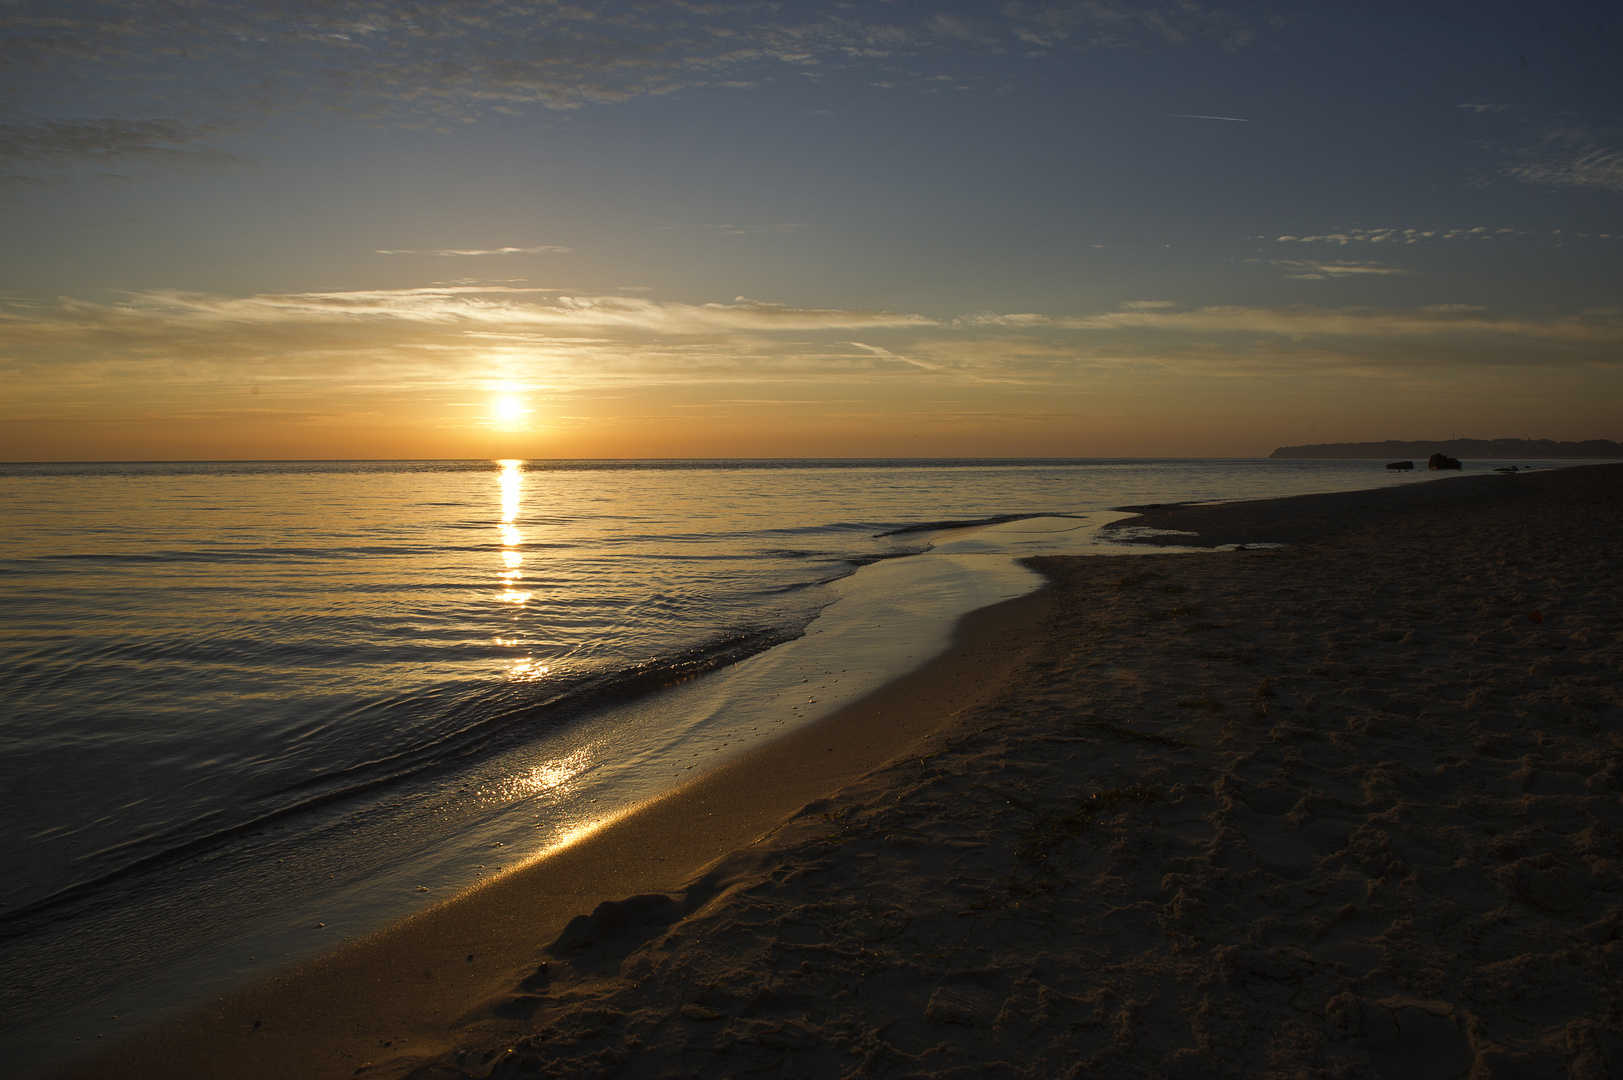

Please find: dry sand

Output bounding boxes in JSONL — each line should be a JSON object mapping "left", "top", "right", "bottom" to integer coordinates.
{"left": 66, "top": 464, "right": 1622, "bottom": 1079}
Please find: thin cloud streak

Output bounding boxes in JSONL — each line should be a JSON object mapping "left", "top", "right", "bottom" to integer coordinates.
{"left": 1273, "top": 226, "right": 1528, "bottom": 244}
{"left": 374, "top": 246, "right": 574, "bottom": 256}
{"left": 1271, "top": 260, "right": 1409, "bottom": 280}
{"left": 968, "top": 303, "right": 1623, "bottom": 344}
{"left": 657, "top": 224, "right": 807, "bottom": 236}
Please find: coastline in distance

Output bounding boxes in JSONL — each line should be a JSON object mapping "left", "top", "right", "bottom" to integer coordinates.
{"left": 1270, "top": 437, "right": 1623, "bottom": 460}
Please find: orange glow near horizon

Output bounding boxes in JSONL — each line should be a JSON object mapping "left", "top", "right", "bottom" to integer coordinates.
{"left": 1, "top": 287, "right": 1619, "bottom": 461}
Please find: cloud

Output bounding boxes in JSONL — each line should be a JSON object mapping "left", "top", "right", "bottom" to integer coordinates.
{"left": 1457, "top": 103, "right": 1509, "bottom": 114}
{"left": 0, "top": 1, "right": 1265, "bottom": 179}
{"left": 1501, "top": 129, "right": 1623, "bottom": 194}
{"left": 4, "top": 288, "right": 1618, "bottom": 407}
{"left": 8, "top": 283, "right": 1620, "bottom": 457}
{"left": 0, "top": 287, "right": 938, "bottom": 372}
{"left": 1272, "top": 226, "right": 1528, "bottom": 244}
{"left": 0, "top": 118, "right": 239, "bottom": 173}
{"left": 963, "top": 301, "right": 1623, "bottom": 350}
{"left": 374, "top": 246, "right": 574, "bottom": 256}
{"left": 658, "top": 223, "right": 807, "bottom": 236}
{"left": 1002, "top": 1, "right": 1259, "bottom": 50}
{"left": 845, "top": 341, "right": 943, "bottom": 372}
{"left": 1271, "top": 259, "right": 1410, "bottom": 280}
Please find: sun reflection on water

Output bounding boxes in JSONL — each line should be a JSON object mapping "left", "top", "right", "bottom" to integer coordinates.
{"left": 493, "top": 747, "right": 592, "bottom": 801}
{"left": 496, "top": 460, "right": 530, "bottom": 608}
{"left": 506, "top": 658, "right": 550, "bottom": 680}
{"left": 495, "top": 460, "right": 538, "bottom": 640}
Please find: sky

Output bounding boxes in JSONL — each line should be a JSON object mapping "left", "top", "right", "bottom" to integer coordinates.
{"left": 2, "top": 0, "right": 1620, "bottom": 460}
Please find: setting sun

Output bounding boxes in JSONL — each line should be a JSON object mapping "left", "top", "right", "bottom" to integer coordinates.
{"left": 491, "top": 395, "right": 528, "bottom": 427}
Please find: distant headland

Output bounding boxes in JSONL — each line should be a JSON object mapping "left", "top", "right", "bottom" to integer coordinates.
{"left": 1270, "top": 438, "right": 1623, "bottom": 460}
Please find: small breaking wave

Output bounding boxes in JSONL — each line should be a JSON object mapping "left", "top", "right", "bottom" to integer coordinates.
{"left": 873, "top": 512, "right": 1089, "bottom": 537}
{"left": 0, "top": 623, "right": 806, "bottom": 937}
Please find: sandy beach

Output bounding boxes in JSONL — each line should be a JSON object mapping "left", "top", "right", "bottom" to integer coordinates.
{"left": 65, "top": 463, "right": 1622, "bottom": 1080}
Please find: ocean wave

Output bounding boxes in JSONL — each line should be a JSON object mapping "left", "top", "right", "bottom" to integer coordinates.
{"left": 0, "top": 623, "right": 806, "bottom": 937}
{"left": 873, "top": 512, "right": 1089, "bottom": 537}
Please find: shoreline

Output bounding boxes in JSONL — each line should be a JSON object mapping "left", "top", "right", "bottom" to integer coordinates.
{"left": 61, "top": 580, "right": 1056, "bottom": 1080}
{"left": 60, "top": 463, "right": 1623, "bottom": 1079}
{"left": 1101, "top": 467, "right": 1545, "bottom": 548}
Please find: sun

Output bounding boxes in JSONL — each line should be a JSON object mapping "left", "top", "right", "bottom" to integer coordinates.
{"left": 492, "top": 394, "right": 528, "bottom": 426}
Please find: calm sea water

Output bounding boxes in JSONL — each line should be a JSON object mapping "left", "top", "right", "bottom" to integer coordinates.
{"left": 0, "top": 457, "right": 1560, "bottom": 1070}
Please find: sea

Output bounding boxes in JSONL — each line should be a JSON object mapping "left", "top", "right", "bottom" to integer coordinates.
{"left": 0, "top": 456, "right": 1575, "bottom": 1071}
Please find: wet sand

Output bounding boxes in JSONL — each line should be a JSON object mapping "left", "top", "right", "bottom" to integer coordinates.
{"left": 64, "top": 464, "right": 1623, "bottom": 1079}
{"left": 59, "top": 580, "right": 1054, "bottom": 1079}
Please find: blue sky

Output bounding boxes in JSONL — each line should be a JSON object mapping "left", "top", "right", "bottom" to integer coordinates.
{"left": 2, "top": 1, "right": 1620, "bottom": 458}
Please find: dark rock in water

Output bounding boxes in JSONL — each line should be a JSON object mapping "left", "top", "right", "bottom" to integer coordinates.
{"left": 1428, "top": 453, "right": 1462, "bottom": 470}
{"left": 1386, "top": 461, "right": 1414, "bottom": 471}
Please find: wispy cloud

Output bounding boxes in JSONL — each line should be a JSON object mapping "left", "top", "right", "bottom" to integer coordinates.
{"left": 960, "top": 298, "right": 1623, "bottom": 345}
{"left": 1003, "top": 1, "right": 1259, "bottom": 50}
{"left": 1271, "top": 226, "right": 1529, "bottom": 244}
{"left": 845, "top": 341, "right": 943, "bottom": 372}
{"left": 4, "top": 288, "right": 1618, "bottom": 401}
{"left": 1501, "top": 128, "right": 1623, "bottom": 194}
{"left": 0, "top": 118, "right": 239, "bottom": 177}
{"left": 1271, "top": 259, "right": 1409, "bottom": 280}
{"left": 0, "top": 1, "right": 1264, "bottom": 180}
{"left": 0, "top": 286, "right": 936, "bottom": 359}
{"left": 374, "top": 245, "right": 573, "bottom": 256}
{"left": 658, "top": 223, "right": 807, "bottom": 236}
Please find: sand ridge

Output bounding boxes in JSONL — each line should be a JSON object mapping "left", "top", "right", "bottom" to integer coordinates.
{"left": 392, "top": 465, "right": 1622, "bottom": 1079}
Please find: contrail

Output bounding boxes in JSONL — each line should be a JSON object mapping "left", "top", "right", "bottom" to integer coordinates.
{"left": 1166, "top": 113, "right": 1249, "bottom": 122}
